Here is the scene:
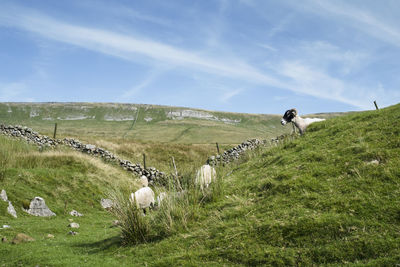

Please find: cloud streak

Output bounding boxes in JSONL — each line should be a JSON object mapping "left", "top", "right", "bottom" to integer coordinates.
{"left": 0, "top": 3, "right": 386, "bottom": 109}
{"left": 292, "top": 0, "right": 400, "bottom": 47}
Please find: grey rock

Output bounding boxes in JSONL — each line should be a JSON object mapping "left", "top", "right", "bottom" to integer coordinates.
{"left": 0, "top": 189, "right": 7, "bottom": 202}
{"left": 7, "top": 201, "right": 17, "bottom": 218}
{"left": 69, "top": 210, "right": 83, "bottom": 217}
{"left": 68, "top": 222, "right": 80, "bottom": 228}
{"left": 68, "top": 231, "right": 78, "bottom": 236}
{"left": 25, "top": 197, "right": 56, "bottom": 217}
{"left": 100, "top": 198, "right": 113, "bottom": 209}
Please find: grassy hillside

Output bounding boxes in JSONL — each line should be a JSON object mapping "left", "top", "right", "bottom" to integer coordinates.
{"left": 1, "top": 104, "right": 399, "bottom": 266}
{"left": 0, "top": 102, "right": 289, "bottom": 144}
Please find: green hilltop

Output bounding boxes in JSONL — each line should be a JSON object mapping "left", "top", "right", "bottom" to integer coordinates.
{"left": 0, "top": 102, "right": 289, "bottom": 144}
{"left": 0, "top": 103, "right": 399, "bottom": 266}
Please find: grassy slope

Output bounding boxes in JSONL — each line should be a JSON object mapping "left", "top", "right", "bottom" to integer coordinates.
{"left": 1, "top": 104, "right": 399, "bottom": 266}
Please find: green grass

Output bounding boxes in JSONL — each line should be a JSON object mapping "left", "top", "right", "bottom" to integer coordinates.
{"left": 1, "top": 103, "right": 399, "bottom": 266}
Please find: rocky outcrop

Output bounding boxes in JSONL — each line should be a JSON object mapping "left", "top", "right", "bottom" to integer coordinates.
{"left": 25, "top": 197, "right": 56, "bottom": 217}
{"left": 0, "top": 124, "right": 166, "bottom": 184}
{"left": 166, "top": 110, "right": 241, "bottom": 124}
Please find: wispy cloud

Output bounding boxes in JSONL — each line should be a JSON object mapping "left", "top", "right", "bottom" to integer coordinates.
{"left": 267, "top": 14, "right": 292, "bottom": 38}
{"left": 0, "top": 3, "right": 389, "bottom": 110}
{"left": 118, "top": 70, "right": 161, "bottom": 101}
{"left": 291, "top": 0, "right": 400, "bottom": 47}
{"left": 0, "top": 82, "right": 34, "bottom": 102}
{"left": 220, "top": 88, "right": 243, "bottom": 103}
{"left": 0, "top": 5, "right": 285, "bottom": 87}
{"left": 276, "top": 61, "right": 375, "bottom": 109}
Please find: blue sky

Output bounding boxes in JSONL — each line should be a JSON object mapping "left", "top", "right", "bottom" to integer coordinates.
{"left": 0, "top": 0, "right": 399, "bottom": 114}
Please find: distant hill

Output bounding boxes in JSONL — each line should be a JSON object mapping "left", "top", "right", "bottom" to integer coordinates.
{"left": 0, "top": 102, "right": 293, "bottom": 144}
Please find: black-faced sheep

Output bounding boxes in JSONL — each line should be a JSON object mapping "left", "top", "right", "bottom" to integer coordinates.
{"left": 281, "top": 108, "right": 325, "bottom": 135}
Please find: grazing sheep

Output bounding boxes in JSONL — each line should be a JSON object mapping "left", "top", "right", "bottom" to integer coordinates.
{"left": 195, "top": 164, "right": 216, "bottom": 189}
{"left": 129, "top": 187, "right": 155, "bottom": 212}
{"left": 281, "top": 108, "right": 325, "bottom": 135}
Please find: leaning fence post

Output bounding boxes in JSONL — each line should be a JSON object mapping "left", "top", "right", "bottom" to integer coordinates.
{"left": 143, "top": 153, "right": 146, "bottom": 169}
{"left": 53, "top": 123, "right": 57, "bottom": 139}
{"left": 216, "top": 142, "right": 220, "bottom": 154}
{"left": 171, "top": 156, "right": 182, "bottom": 191}
{"left": 374, "top": 100, "right": 379, "bottom": 110}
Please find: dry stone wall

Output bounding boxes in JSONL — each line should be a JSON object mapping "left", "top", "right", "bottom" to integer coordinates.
{"left": 207, "top": 134, "right": 292, "bottom": 165}
{"left": 0, "top": 124, "right": 166, "bottom": 184}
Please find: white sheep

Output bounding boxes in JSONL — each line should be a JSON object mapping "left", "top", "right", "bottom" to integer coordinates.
{"left": 195, "top": 164, "right": 216, "bottom": 189}
{"left": 281, "top": 108, "right": 325, "bottom": 135}
{"left": 129, "top": 187, "right": 155, "bottom": 212}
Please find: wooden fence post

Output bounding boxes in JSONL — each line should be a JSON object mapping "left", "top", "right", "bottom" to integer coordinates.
{"left": 216, "top": 142, "right": 220, "bottom": 154}
{"left": 53, "top": 123, "right": 57, "bottom": 139}
{"left": 171, "top": 156, "right": 182, "bottom": 191}
{"left": 374, "top": 100, "right": 379, "bottom": 110}
{"left": 143, "top": 153, "right": 146, "bottom": 169}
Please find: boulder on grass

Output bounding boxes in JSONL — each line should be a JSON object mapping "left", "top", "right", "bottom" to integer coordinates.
{"left": 25, "top": 197, "right": 56, "bottom": 217}
{"left": 0, "top": 189, "right": 8, "bottom": 202}
{"left": 100, "top": 198, "right": 113, "bottom": 210}
{"left": 7, "top": 201, "right": 17, "bottom": 218}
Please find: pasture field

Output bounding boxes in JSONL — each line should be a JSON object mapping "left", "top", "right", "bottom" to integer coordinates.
{"left": 0, "top": 102, "right": 289, "bottom": 143}
{"left": 1, "top": 102, "right": 399, "bottom": 266}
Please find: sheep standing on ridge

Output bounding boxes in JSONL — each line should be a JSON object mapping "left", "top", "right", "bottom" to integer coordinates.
{"left": 195, "top": 164, "right": 216, "bottom": 189}
{"left": 129, "top": 187, "right": 155, "bottom": 213}
{"left": 281, "top": 108, "right": 325, "bottom": 135}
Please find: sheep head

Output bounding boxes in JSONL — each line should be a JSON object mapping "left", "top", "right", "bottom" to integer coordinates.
{"left": 281, "top": 108, "right": 297, "bottom": 125}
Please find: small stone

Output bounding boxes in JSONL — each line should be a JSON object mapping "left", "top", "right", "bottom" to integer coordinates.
{"left": 69, "top": 210, "right": 83, "bottom": 217}
{"left": 100, "top": 198, "right": 113, "bottom": 209}
{"left": 367, "top": 160, "right": 380, "bottom": 165}
{"left": 68, "top": 223, "right": 80, "bottom": 229}
{"left": 68, "top": 231, "right": 78, "bottom": 236}
{"left": 46, "top": 234, "right": 54, "bottom": 239}
{"left": 12, "top": 233, "right": 35, "bottom": 244}
{"left": 2, "top": 225, "right": 11, "bottom": 229}
{"left": 111, "top": 220, "right": 120, "bottom": 227}
{"left": 68, "top": 219, "right": 74, "bottom": 222}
